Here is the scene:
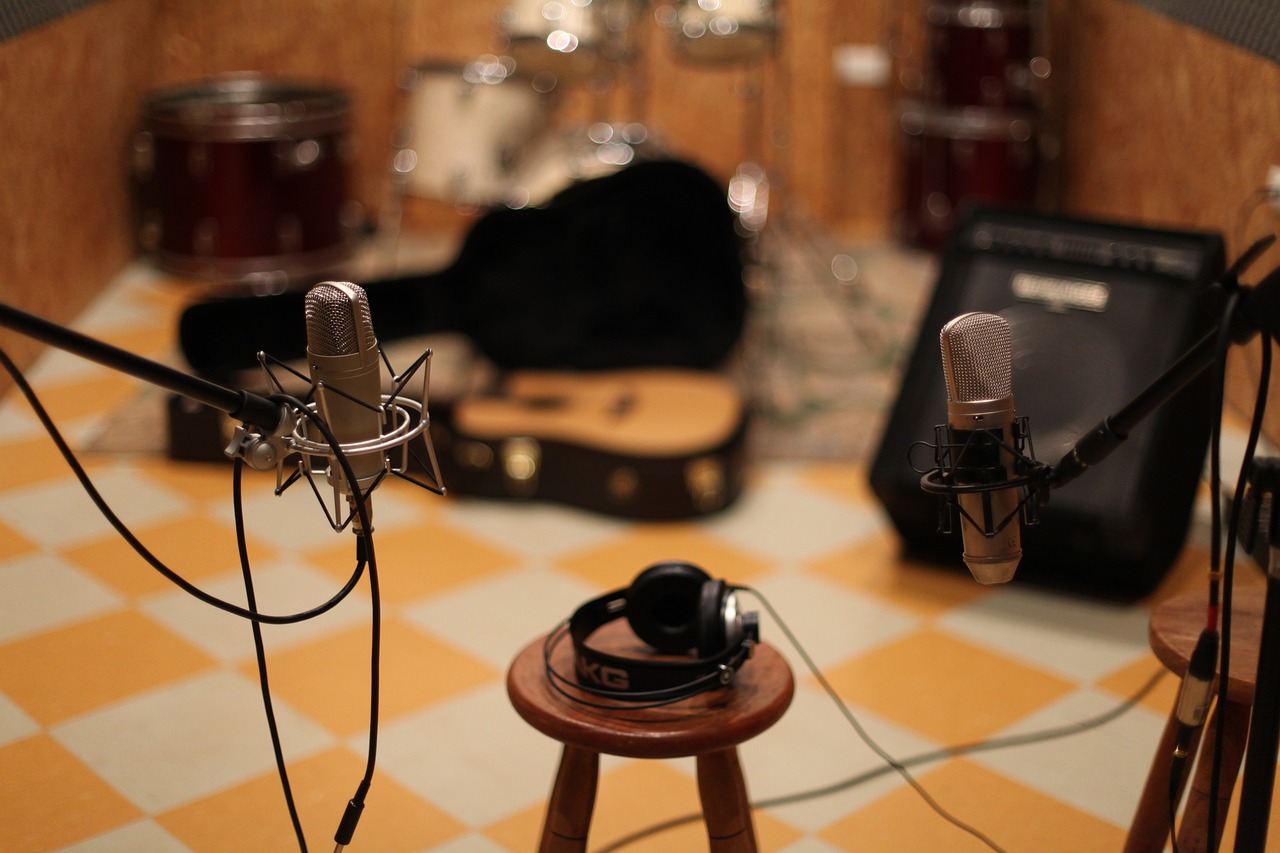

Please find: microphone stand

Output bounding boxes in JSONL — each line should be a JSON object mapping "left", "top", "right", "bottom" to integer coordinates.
{"left": 1034, "top": 244, "right": 1279, "bottom": 852}
{"left": 0, "top": 300, "right": 285, "bottom": 433}
{"left": 923, "top": 235, "right": 1279, "bottom": 850}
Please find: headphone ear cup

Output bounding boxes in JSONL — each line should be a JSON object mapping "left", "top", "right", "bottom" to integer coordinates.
{"left": 697, "top": 579, "right": 729, "bottom": 657}
{"left": 626, "top": 561, "right": 712, "bottom": 653}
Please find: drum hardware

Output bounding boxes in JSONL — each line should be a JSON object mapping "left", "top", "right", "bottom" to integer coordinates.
{"left": 498, "top": 0, "right": 643, "bottom": 84}
{"left": 660, "top": 0, "right": 779, "bottom": 65}
{"left": 891, "top": 0, "right": 1056, "bottom": 248}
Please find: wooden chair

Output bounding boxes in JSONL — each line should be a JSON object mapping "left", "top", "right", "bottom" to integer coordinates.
{"left": 507, "top": 620, "right": 794, "bottom": 852}
{"left": 1125, "top": 589, "right": 1265, "bottom": 853}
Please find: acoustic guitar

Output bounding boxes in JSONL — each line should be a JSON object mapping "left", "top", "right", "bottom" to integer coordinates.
{"left": 430, "top": 368, "right": 748, "bottom": 518}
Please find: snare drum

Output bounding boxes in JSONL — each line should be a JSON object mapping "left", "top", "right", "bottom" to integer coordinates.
{"left": 394, "top": 57, "right": 553, "bottom": 208}
{"left": 897, "top": 102, "right": 1039, "bottom": 248}
{"left": 925, "top": 2, "right": 1048, "bottom": 109}
{"left": 134, "top": 73, "right": 360, "bottom": 292}
{"left": 668, "top": 0, "right": 777, "bottom": 64}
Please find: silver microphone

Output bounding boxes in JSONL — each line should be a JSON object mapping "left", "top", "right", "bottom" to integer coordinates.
{"left": 304, "top": 282, "right": 385, "bottom": 524}
{"left": 939, "top": 312, "right": 1022, "bottom": 584}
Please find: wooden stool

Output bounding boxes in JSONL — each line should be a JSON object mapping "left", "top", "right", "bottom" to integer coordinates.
{"left": 507, "top": 620, "right": 794, "bottom": 852}
{"left": 1124, "top": 589, "right": 1265, "bottom": 853}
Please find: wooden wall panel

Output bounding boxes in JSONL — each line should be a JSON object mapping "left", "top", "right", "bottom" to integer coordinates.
{"left": 0, "top": 0, "right": 158, "bottom": 389}
{"left": 1, "top": 0, "right": 1277, "bottom": 443}
{"left": 1049, "top": 0, "right": 1280, "bottom": 445}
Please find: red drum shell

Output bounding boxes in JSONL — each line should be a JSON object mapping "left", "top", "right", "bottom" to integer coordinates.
{"left": 134, "top": 74, "right": 359, "bottom": 292}
{"left": 897, "top": 103, "right": 1040, "bottom": 249}
{"left": 925, "top": 2, "right": 1036, "bottom": 109}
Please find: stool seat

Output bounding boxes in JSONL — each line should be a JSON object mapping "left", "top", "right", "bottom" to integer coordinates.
{"left": 507, "top": 620, "right": 794, "bottom": 851}
{"left": 1125, "top": 588, "right": 1264, "bottom": 853}
{"left": 1148, "top": 589, "right": 1263, "bottom": 703}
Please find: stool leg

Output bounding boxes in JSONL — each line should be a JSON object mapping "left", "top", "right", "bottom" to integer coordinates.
{"left": 1176, "top": 698, "right": 1251, "bottom": 853}
{"left": 697, "top": 748, "right": 758, "bottom": 853}
{"left": 1125, "top": 700, "right": 1203, "bottom": 853}
{"left": 540, "top": 745, "right": 599, "bottom": 853}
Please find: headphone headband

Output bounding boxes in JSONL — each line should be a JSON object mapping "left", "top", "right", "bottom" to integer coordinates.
{"left": 564, "top": 581, "right": 758, "bottom": 702}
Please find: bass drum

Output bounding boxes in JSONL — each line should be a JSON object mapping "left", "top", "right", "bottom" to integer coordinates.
{"left": 394, "top": 57, "right": 555, "bottom": 209}
{"left": 508, "top": 122, "right": 660, "bottom": 208}
{"left": 668, "top": 0, "right": 778, "bottom": 64}
{"left": 896, "top": 101, "right": 1040, "bottom": 249}
{"left": 133, "top": 73, "right": 362, "bottom": 293}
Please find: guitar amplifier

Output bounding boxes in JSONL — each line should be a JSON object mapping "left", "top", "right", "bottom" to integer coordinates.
{"left": 869, "top": 206, "right": 1225, "bottom": 596}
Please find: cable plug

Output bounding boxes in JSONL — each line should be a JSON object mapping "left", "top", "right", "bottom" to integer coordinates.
{"left": 1168, "top": 629, "right": 1219, "bottom": 801}
{"left": 333, "top": 780, "right": 370, "bottom": 852}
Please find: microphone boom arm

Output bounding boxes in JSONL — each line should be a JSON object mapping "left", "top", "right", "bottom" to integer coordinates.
{"left": 0, "top": 301, "right": 284, "bottom": 432}
{"left": 1050, "top": 326, "right": 1224, "bottom": 489}
{"left": 1050, "top": 235, "right": 1280, "bottom": 490}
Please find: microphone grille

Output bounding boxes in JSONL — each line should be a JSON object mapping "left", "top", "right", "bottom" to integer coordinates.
{"left": 304, "top": 282, "right": 375, "bottom": 357}
{"left": 940, "top": 312, "right": 1012, "bottom": 402}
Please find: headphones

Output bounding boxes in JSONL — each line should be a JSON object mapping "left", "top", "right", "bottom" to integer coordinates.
{"left": 546, "top": 560, "right": 759, "bottom": 706}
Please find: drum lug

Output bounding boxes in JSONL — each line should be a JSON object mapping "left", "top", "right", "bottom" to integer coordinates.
{"left": 502, "top": 437, "right": 541, "bottom": 498}
{"left": 132, "top": 131, "right": 154, "bottom": 179}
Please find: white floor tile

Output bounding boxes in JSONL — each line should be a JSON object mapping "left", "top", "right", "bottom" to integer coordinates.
{"left": 52, "top": 669, "right": 335, "bottom": 813}
{"left": 744, "top": 682, "right": 939, "bottom": 832}
{"left": 373, "top": 683, "right": 563, "bottom": 828}
{"left": 56, "top": 819, "right": 192, "bottom": 852}
{"left": 400, "top": 565, "right": 599, "bottom": 671}
{"left": 0, "top": 468, "right": 193, "bottom": 550}
{"left": 702, "top": 467, "right": 882, "bottom": 561}
{"left": 937, "top": 584, "right": 1154, "bottom": 682}
{"left": 443, "top": 498, "right": 628, "bottom": 559}
{"left": 0, "top": 552, "right": 122, "bottom": 643}
{"left": 969, "top": 687, "right": 1165, "bottom": 827}
{"left": 140, "top": 557, "right": 372, "bottom": 663}
{"left": 0, "top": 691, "right": 38, "bottom": 747}
{"left": 422, "top": 832, "right": 512, "bottom": 853}
{"left": 746, "top": 570, "right": 921, "bottom": 672}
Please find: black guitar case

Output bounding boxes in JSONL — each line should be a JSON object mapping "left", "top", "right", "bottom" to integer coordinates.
{"left": 178, "top": 159, "right": 748, "bottom": 378}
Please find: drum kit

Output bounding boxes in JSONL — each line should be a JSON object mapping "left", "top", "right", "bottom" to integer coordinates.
{"left": 131, "top": 0, "right": 782, "bottom": 294}
{"left": 892, "top": 0, "right": 1055, "bottom": 248}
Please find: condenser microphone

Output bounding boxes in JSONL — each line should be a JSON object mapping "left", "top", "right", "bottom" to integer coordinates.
{"left": 304, "top": 282, "right": 386, "bottom": 523}
{"left": 939, "top": 312, "right": 1022, "bottom": 583}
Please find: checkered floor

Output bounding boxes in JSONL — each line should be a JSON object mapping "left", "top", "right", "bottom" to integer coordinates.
{"left": 0, "top": 254, "right": 1270, "bottom": 853}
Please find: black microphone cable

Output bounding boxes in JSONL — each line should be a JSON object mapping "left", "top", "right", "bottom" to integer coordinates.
{"left": 1166, "top": 283, "right": 1272, "bottom": 852}
{"left": 575, "top": 583, "right": 1170, "bottom": 853}
{"left": 0, "top": 350, "right": 370, "bottom": 624}
{"left": 1203, "top": 327, "right": 1270, "bottom": 853}
{"left": 0, "top": 346, "right": 383, "bottom": 852}
{"left": 591, "top": 666, "right": 1169, "bottom": 852}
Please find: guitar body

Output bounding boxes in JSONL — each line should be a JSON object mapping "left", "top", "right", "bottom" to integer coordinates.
{"left": 429, "top": 369, "right": 749, "bottom": 518}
